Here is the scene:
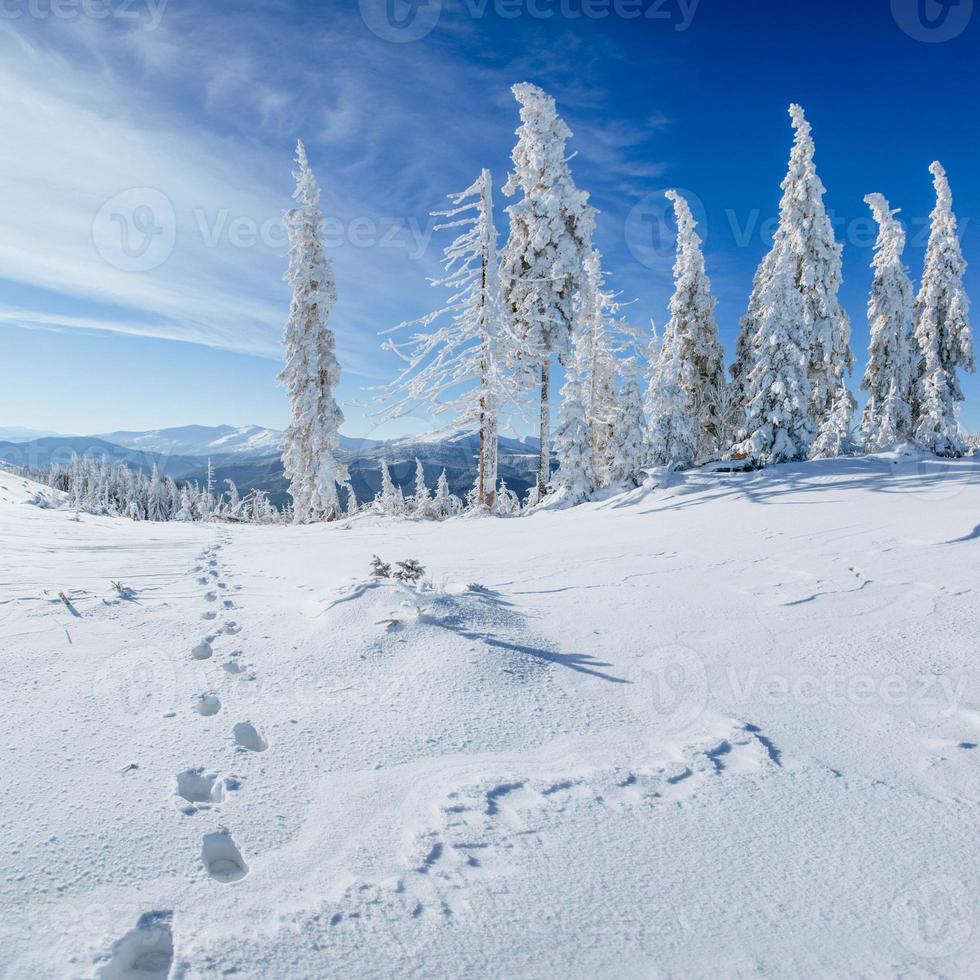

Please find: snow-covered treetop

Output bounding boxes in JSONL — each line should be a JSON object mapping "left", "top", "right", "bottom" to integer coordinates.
{"left": 503, "top": 84, "right": 574, "bottom": 198}
{"left": 501, "top": 82, "right": 596, "bottom": 363}
{"left": 929, "top": 161, "right": 952, "bottom": 211}
{"left": 864, "top": 193, "right": 905, "bottom": 259}
{"left": 292, "top": 140, "right": 320, "bottom": 208}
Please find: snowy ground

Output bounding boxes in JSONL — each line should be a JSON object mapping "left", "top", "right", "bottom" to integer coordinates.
{"left": 1, "top": 452, "right": 979, "bottom": 979}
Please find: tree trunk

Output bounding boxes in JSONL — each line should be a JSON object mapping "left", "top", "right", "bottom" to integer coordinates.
{"left": 538, "top": 359, "right": 551, "bottom": 494}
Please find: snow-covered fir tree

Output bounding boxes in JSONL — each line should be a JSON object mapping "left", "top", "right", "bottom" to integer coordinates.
{"left": 660, "top": 189, "right": 727, "bottom": 459}
{"left": 647, "top": 340, "right": 699, "bottom": 470}
{"left": 343, "top": 481, "right": 359, "bottom": 518}
{"left": 413, "top": 459, "right": 431, "bottom": 518}
{"left": 731, "top": 105, "right": 852, "bottom": 442}
{"left": 811, "top": 386, "right": 855, "bottom": 459}
{"left": 146, "top": 464, "right": 167, "bottom": 522}
{"left": 912, "top": 162, "right": 975, "bottom": 457}
{"left": 501, "top": 83, "right": 596, "bottom": 494}
{"left": 730, "top": 245, "right": 816, "bottom": 465}
{"left": 176, "top": 485, "right": 196, "bottom": 521}
{"left": 606, "top": 375, "right": 648, "bottom": 487}
{"left": 860, "top": 193, "right": 915, "bottom": 450}
{"left": 494, "top": 478, "right": 521, "bottom": 515}
{"left": 380, "top": 170, "right": 517, "bottom": 511}
{"left": 576, "top": 249, "right": 621, "bottom": 486}
{"left": 550, "top": 365, "right": 597, "bottom": 503}
{"left": 279, "top": 140, "right": 347, "bottom": 523}
{"left": 375, "top": 459, "right": 401, "bottom": 515}
{"left": 432, "top": 469, "right": 453, "bottom": 519}
{"left": 643, "top": 319, "right": 662, "bottom": 420}
{"left": 223, "top": 480, "right": 242, "bottom": 520}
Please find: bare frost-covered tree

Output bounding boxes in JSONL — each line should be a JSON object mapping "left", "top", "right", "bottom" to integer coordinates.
{"left": 279, "top": 140, "right": 347, "bottom": 523}
{"left": 860, "top": 193, "right": 915, "bottom": 450}
{"left": 502, "top": 83, "right": 595, "bottom": 495}
{"left": 912, "top": 162, "right": 975, "bottom": 457}
{"left": 380, "top": 170, "right": 518, "bottom": 510}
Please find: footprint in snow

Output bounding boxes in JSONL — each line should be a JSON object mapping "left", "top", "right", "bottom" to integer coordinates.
{"left": 204, "top": 591, "right": 217, "bottom": 602}
{"left": 195, "top": 694, "right": 221, "bottom": 717}
{"left": 201, "top": 611, "right": 217, "bottom": 621}
{"left": 202, "top": 830, "right": 248, "bottom": 882}
{"left": 191, "top": 641, "right": 213, "bottom": 660}
{"left": 95, "top": 910, "right": 173, "bottom": 979}
{"left": 176, "top": 768, "right": 225, "bottom": 807}
{"left": 233, "top": 721, "right": 268, "bottom": 752}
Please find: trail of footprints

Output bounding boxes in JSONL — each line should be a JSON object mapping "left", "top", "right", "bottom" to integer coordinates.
{"left": 179, "top": 539, "right": 265, "bottom": 884}
{"left": 100, "top": 539, "right": 270, "bottom": 975}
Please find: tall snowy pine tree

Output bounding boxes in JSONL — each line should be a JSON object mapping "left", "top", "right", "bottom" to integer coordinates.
{"left": 731, "top": 244, "right": 816, "bottom": 465}
{"left": 576, "top": 249, "right": 621, "bottom": 486}
{"left": 279, "top": 140, "right": 347, "bottom": 523}
{"left": 731, "top": 105, "right": 853, "bottom": 451}
{"left": 501, "top": 83, "right": 596, "bottom": 494}
{"left": 912, "top": 162, "right": 975, "bottom": 457}
{"left": 860, "top": 193, "right": 915, "bottom": 450}
{"left": 660, "top": 190, "right": 727, "bottom": 460}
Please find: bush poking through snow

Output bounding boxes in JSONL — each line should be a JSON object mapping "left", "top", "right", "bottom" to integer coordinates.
{"left": 394, "top": 559, "right": 426, "bottom": 584}
{"left": 370, "top": 555, "right": 392, "bottom": 579}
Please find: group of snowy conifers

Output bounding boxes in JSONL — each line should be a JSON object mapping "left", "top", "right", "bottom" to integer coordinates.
{"left": 279, "top": 85, "right": 974, "bottom": 523}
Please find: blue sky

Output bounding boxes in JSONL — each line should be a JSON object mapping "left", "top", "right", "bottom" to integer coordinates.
{"left": 0, "top": 0, "right": 977, "bottom": 437}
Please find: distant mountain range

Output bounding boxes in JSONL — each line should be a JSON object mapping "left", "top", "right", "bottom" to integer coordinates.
{"left": 0, "top": 424, "right": 543, "bottom": 506}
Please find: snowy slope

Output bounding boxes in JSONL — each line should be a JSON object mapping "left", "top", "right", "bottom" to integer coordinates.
{"left": 1, "top": 454, "right": 978, "bottom": 978}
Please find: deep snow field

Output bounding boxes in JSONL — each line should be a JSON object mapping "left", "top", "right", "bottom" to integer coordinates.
{"left": 1, "top": 451, "right": 979, "bottom": 979}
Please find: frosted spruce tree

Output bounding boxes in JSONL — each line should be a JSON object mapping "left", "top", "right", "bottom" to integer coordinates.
{"left": 279, "top": 140, "right": 347, "bottom": 524}
{"left": 551, "top": 365, "right": 597, "bottom": 504}
{"left": 381, "top": 170, "right": 517, "bottom": 510}
{"left": 731, "top": 105, "right": 852, "bottom": 446}
{"left": 647, "top": 340, "right": 699, "bottom": 469}
{"left": 576, "top": 249, "right": 621, "bottom": 486}
{"left": 502, "top": 83, "right": 596, "bottom": 494}
{"left": 860, "top": 193, "right": 915, "bottom": 450}
{"left": 413, "top": 459, "right": 431, "bottom": 518}
{"left": 912, "top": 162, "right": 975, "bottom": 457}
{"left": 731, "top": 245, "right": 816, "bottom": 465}
{"left": 607, "top": 375, "right": 648, "bottom": 487}
{"left": 661, "top": 189, "right": 727, "bottom": 459}
{"left": 375, "top": 459, "right": 400, "bottom": 515}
